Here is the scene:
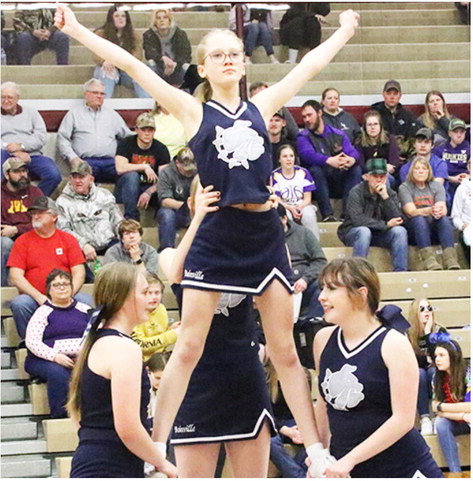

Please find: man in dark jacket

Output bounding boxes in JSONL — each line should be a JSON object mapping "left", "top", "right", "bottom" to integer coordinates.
{"left": 278, "top": 204, "right": 327, "bottom": 319}
{"left": 338, "top": 158, "right": 408, "bottom": 271}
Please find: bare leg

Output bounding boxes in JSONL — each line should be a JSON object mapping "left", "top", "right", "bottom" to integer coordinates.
{"left": 152, "top": 289, "right": 220, "bottom": 442}
{"left": 225, "top": 422, "right": 271, "bottom": 478}
{"left": 255, "top": 280, "right": 320, "bottom": 447}
{"left": 174, "top": 442, "right": 221, "bottom": 478}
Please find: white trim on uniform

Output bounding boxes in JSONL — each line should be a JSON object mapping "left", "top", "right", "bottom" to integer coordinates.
{"left": 207, "top": 100, "right": 248, "bottom": 120}
{"left": 337, "top": 326, "right": 387, "bottom": 360}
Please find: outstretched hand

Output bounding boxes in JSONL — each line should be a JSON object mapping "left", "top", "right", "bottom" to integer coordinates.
{"left": 54, "top": 4, "right": 81, "bottom": 36}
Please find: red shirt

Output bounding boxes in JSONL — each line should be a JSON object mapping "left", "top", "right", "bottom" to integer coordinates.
{"left": 7, "top": 229, "right": 85, "bottom": 294}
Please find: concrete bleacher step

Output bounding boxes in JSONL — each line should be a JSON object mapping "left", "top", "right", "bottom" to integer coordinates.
{"left": 1, "top": 438, "right": 48, "bottom": 456}
{"left": 1, "top": 454, "right": 52, "bottom": 478}
{"left": 1, "top": 417, "right": 38, "bottom": 442}
{"left": 1, "top": 382, "right": 26, "bottom": 404}
{"left": 2, "top": 368, "right": 22, "bottom": 381}
{"left": 1, "top": 350, "right": 12, "bottom": 368}
{"left": 2, "top": 403, "right": 33, "bottom": 418}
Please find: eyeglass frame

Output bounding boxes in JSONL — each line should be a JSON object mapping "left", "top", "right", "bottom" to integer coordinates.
{"left": 419, "top": 305, "right": 433, "bottom": 312}
{"left": 203, "top": 50, "right": 245, "bottom": 65}
{"left": 51, "top": 282, "right": 73, "bottom": 289}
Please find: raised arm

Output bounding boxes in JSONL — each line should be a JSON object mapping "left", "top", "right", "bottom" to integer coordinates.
{"left": 54, "top": 5, "right": 201, "bottom": 134}
{"left": 252, "top": 10, "right": 359, "bottom": 121}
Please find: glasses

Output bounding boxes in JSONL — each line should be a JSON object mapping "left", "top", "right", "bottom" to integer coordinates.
{"left": 205, "top": 51, "right": 244, "bottom": 65}
{"left": 419, "top": 305, "right": 433, "bottom": 312}
{"left": 86, "top": 90, "right": 105, "bottom": 96}
{"left": 51, "top": 282, "right": 72, "bottom": 289}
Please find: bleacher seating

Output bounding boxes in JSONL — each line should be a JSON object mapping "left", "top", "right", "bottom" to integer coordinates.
{"left": 1, "top": 2, "right": 470, "bottom": 478}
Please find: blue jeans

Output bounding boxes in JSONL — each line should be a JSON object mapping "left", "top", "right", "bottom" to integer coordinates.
{"left": 418, "top": 366, "right": 435, "bottom": 416}
{"left": 308, "top": 164, "right": 362, "bottom": 218}
{"left": 11, "top": 292, "right": 93, "bottom": 341}
{"left": 344, "top": 225, "right": 408, "bottom": 271}
{"left": 1, "top": 236, "right": 14, "bottom": 287}
{"left": 244, "top": 22, "right": 274, "bottom": 56}
{"left": 15, "top": 30, "right": 69, "bottom": 65}
{"left": 270, "top": 419, "right": 307, "bottom": 478}
{"left": 93, "top": 66, "right": 151, "bottom": 99}
{"left": 301, "top": 280, "right": 324, "bottom": 319}
{"left": 157, "top": 205, "right": 191, "bottom": 251}
{"left": 115, "top": 172, "right": 149, "bottom": 220}
{"left": 82, "top": 157, "right": 117, "bottom": 184}
{"left": 1, "top": 151, "right": 62, "bottom": 196}
{"left": 435, "top": 417, "right": 470, "bottom": 472}
{"left": 405, "top": 215, "right": 455, "bottom": 248}
{"left": 24, "top": 355, "right": 72, "bottom": 417}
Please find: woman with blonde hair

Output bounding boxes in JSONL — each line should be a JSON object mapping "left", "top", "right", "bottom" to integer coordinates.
{"left": 418, "top": 90, "right": 452, "bottom": 145}
{"left": 143, "top": 9, "right": 192, "bottom": 87}
{"left": 54, "top": 5, "right": 359, "bottom": 476}
{"left": 67, "top": 262, "right": 177, "bottom": 478}
{"left": 407, "top": 297, "right": 447, "bottom": 435}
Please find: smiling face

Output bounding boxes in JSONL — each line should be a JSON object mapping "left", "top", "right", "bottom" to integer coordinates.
{"left": 1, "top": 85, "right": 19, "bottom": 114}
{"left": 48, "top": 274, "right": 73, "bottom": 305}
{"left": 318, "top": 282, "right": 354, "bottom": 325}
{"left": 434, "top": 346, "right": 451, "bottom": 373}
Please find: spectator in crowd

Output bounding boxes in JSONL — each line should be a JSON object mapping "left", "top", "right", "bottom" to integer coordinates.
{"left": 93, "top": 5, "right": 150, "bottom": 98}
{"left": 451, "top": 160, "right": 471, "bottom": 267}
{"left": 271, "top": 144, "right": 319, "bottom": 240}
{"left": 266, "top": 360, "right": 308, "bottom": 478}
{"left": 132, "top": 274, "right": 180, "bottom": 362}
{"left": 143, "top": 9, "right": 192, "bottom": 87}
{"left": 418, "top": 91, "right": 453, "bottom": 146}
{"left": 371, "top": 80, "right": 420, "bottom": 158}
{"left": 115, "top": 112, "right": 170, "bottom": 221}
{"left": 399, "top": 128, "right": 449, "bottom": 186}
{"left": 157, "top": 147, "right": 196, "bottom": 250}
{"left": 268, "top": 110, "right": 297, "bottom": 169}
{"left": 12, "top": 7, "right": 69, "bottom": 65}
{"left": 103, "top": 218, "right": 158, "bottom": 275}
{"left": 433, "top": 119, "right": 470, "bottom": 200}
{"left": 249, "top": 81, "right": 299, "bottom": 141}
{"left": 432, "top": 337, "right": 471, "bottom": 475}
{"left": 1, "top": 158, "right": 43, "bottom": 286}
{"left": 298, "top": 99, "right": 362, "bottom": 222}
{"left": 407, "top": 298, "right": 447, "bottom": 436}
{"left": 321, "top": 87, "right": 361, "bottom": 144}
{"left": 338, "top": 158, "right": 408, "bottom": 272}
{"left": 277, "top": 204, "right": 327, "bottom": 320}
{"left": 399, "top": 158, "right": 460, "bottom": 271}
{"left": 1, "top": 82, "right": 61, "bottom": 196}
{"left": 7, "top": 196, "right": 90, "bottom": 340}
{"left": 56, "top": 161, "right": 123, "bottom": 264}
{"left": 25, "top": 269, "right": 90, "bottom": 418}
{"left": 455, "top": 1, "right": 470, "bottom": 24}
{"left": 356, "top": 110, "right": 400, "bottom": 183}
{"left": 229, "top": 4, "right": 279, "bottom": 64}
{"left": 150, "top": 102, "right": 186, "bottom": 159}
{"left": 57, "top": 78, "right": 132, "bottom": 183}
{"left": 279, "top": 3, "right": 330, "bottom": 63}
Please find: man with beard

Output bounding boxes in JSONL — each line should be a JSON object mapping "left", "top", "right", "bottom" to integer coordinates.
{"left": 1, "top": 158, "right": 43, "bottom": 286}
{"left": 7, "top": 196, "right": 90, "bottom": 341}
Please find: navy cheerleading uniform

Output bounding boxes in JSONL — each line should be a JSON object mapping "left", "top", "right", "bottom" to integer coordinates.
{"left": 71, "top": 329, "right": 151, "bottom": 478}
{"left": 171, "top": 289, "right": 276, "bottom": 445}
{"left": 318, "top": 326, "right": 443, "bottom": 478}
{"left": 182, "top": 99, "right": 293, "bottom": 295}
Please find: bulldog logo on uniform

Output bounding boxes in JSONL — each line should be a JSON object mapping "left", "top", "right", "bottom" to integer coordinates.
{"left": 215, "top": 293, "right": 246, "bottom": 317}
{"left": 321, "top": 364, "right": 365, "bottom": 411}
{"left": 213, "top": 120, "right": 264, "bottom": 169}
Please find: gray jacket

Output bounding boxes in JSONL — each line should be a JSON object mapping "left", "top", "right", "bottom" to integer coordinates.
{"left": 56, "top": 182, "right": 123, "bottom": 250}
{"left": 102, "top": 242, "right": 158, "bottom": 275}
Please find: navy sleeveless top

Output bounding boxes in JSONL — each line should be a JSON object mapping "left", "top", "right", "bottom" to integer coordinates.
{"left": 188, "top": 100, "right": 272, "bottom": 206}
{"left": 78, "top": 328, "right": 151, "bottom": 443}
{"left": 319, "top": 326, "right": 434, "bottom": 477}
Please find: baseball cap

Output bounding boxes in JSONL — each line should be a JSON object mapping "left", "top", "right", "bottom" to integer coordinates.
{"left": 449, "top": 118, "right": 467, "bottom": 131}
{"left": 135, "top": 112, "right": 156, "bottom": 129}
{"left": 272, "top": 108, "right": 285, "bottom": 119}
{"left": 415, "top": 127, "right": 433, "bottom": 140}
{"left": 175, "top": 147, "right": 197, "bottom": 173}
{"left": 2, "top": 157, "right": 28, "bottom": 176}
{"left": 365, "top": 158, "right": 387, "bottom": 175}
{"left": 383, "top": 80, "right": 401, "bottom": 92}
{"left": 27, "top": 196, "right": 58, "bottom": 214}
{"left": 70, "top": 161, "right": 93, "bottom": 176}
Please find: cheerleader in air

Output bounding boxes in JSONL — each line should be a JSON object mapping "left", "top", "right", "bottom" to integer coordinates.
{"left": 55, "top": 5, "right": 358, "bottom": 475}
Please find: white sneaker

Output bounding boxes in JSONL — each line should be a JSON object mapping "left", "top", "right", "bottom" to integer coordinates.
{"left": 421, "top": 417, "right": 433, "bottom": 436}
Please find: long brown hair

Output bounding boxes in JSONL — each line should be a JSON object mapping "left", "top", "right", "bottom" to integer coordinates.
{"left": 433, "top": 340, "right": 467, "bottom": 402}
{"left": 360, "top": 110, "right": 389, "bottom": 147}
{"left": 407, "top": 297, "right": 436, "bottom": 355}
{"left": 101, "top": 5, "right": 136, "bottom": 53}
{"left": 67, "top": 262, "right": 140, "bottom": 420}
{"left": 420, "top": 90, "right": 451, "bottom": 130}
{"left": 406, "top": 157, "right": 434, "bottom": 184}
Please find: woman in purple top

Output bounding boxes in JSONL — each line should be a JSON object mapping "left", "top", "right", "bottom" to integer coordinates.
{"left": 25, "top": 269, "right": 90, "bottom": 418}
{"left": 54, "top": 6, "right": 359, "bottom": 475}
